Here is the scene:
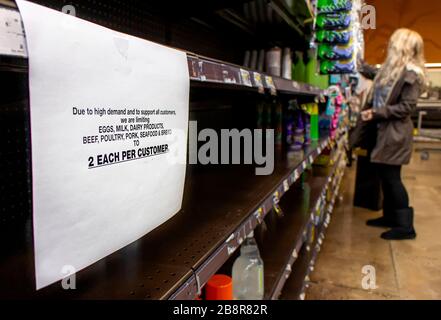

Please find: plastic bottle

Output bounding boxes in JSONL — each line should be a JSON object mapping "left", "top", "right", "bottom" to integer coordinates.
{"left": 281, "top": 47, "right": 292, "bottom": 79}
{"left": 232, "top": 232, "right": 264, "bottom": 300}
{"left": 319, "top": 72, "right": 329, "bottom": 90}
{"left": 293, "top": 51, "right": 305, "bottom": 82}
{"left": 266, "top": 47, "right": 282, "bottom": 77}
{"left": 305, "top": 50, "right": 319, "bottom": 87}
{"left": 309, "top": 103, "right": 320, "bottom": 141}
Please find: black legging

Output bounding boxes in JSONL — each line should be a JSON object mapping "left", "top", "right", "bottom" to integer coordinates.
{"left": 376, "top": 164, "right": 409, "bottom": 211}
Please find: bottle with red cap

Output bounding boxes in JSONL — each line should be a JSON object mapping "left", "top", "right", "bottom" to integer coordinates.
{"left": 205, "top": 274, "right": 233, "bottom": 300}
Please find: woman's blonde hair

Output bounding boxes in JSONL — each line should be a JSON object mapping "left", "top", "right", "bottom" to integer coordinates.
{"left": 375, "top": 28, "right": 426, "bottom": 86}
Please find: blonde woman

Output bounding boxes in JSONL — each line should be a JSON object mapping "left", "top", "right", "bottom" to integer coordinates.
{"left": 355, "top": 28, "right": 426, "bottom": 240}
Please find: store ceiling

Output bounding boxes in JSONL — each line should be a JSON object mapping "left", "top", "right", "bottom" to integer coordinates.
{"left": 364, "top": 0, "right": 441, "bottom": 64}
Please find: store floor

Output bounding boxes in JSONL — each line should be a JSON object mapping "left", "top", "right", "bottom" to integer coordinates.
{"left": 306, "top": 142, "right": 441, "bottom": 300}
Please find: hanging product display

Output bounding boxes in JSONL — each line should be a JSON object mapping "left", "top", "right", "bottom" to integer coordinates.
{"left": 316, "top": 12, "right": 351, "bottom": 29}
{"left": 317, "top": 43, "right": 354, "bottom": 60}
{"left": 313, "top": 0, "right": 364, "bottom": 75}
{"left": 316, "top": 29, "right": 352, "bottom": 45}
{"left": 320, "top": 59, "right": 355, "bottom": 74}
{"left": 317, "top": 0, "right": 353, "bottom": 14}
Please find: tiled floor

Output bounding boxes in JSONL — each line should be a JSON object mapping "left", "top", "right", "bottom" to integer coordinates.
{"left": 307, "top": 142, "right": 441, "bottom": 300}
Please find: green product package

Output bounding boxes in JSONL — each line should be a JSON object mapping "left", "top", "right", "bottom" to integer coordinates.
{"left": 293, "top": 52, "right": 306, "bottom": 82}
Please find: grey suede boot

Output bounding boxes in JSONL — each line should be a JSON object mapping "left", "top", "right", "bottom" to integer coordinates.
{"left": 381, "top": 207, "right": 416, "bottom": 240}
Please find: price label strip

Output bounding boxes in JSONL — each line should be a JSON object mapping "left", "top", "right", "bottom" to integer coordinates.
{"left": 283, "top": 179, "right": 290, "bottom": 192}
{"left": 273, "top": 191, "right": 283, "bottom": 217}
{"left": 292, "top": 169, "right": 299, "bottom": 182}
{"left": 240, "top": 68, "right": 252, "bottom": 87}
{"left": 264, "top": 75, "right": 277, "bottom": 95}
{"left": 198, "top": 61, "right": 206, "bottom": 81}
{"left": 254, "top": 207, "right": 264, "bottom": 224}
{"left": 221, "top": 65, "right": 238, "bottom": 84}
{"left": 253, "top": 72, "right": 264, "bottom": 93}
{"left": 292, "top": 81, "right": 300, "bottom": 90}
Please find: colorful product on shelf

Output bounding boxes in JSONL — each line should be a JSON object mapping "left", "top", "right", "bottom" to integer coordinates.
{"left": 319, "top": 72, "right": 330, "bottom": 90}
{"left": 205, "top": 274, "right": 233, "bottom": 300}
{"left": 316, "top": 30, "right": 351, "bottom": 44}
{"left": 316, "top": 13, "right": 351, "bottom": 30}
{"left": 304, "top": 51, "right": 329, "bottom": 90}
{"left": 307, "top": 103, "right": 320, "bottom": 141}
{"left": 305, "top": 50, "right": 318, "bottom": 87}
{"left": 232, "top": 232, "right": 264, "bottom": 300}
{"left": 317, "top": 0, "right": 352, "bottom": 13}
{"left": 275, "top": 102, "right": 283, "bottom": 147}
{"left": 293, "top": 109, "right": 305, "bottom": 150}
{"left": 304, "top": 112, "right": 311, "bottom": 146}
{"left": 319, "top": 59, "right": 355, "bottom": 75}
{"left": 292, "top": 51, "right": 306, "bottom": 82}
{"left": 318, "top": 44, "right": 353, "bottom": 60}
{"left": 315, "top": 147, "right": 332, "bottom": 166}
{"left": 325, "top": 96, "right": 335, "bottom": 116}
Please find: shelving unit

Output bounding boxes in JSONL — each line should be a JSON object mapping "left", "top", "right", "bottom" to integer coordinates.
{"left": 280, "top": 162, "right": 346, "bottom": 300}
{"left": 0, "top": 0, "right": 323, "bottom": 96}
{"left": 261, "top": 150, "right": 345, "bottom": 300}
{"left": 0, "top": 0, "right": 349, "bottom": 300}
{"left": 170, "top": 130, "right": 347, "bottom": 300}
{"left": 188, "top": 54, "right": 324, "bottom": 96}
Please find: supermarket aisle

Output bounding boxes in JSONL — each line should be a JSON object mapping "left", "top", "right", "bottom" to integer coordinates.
{"left": 307, "top": 142, "right": 441, "bottom": 300}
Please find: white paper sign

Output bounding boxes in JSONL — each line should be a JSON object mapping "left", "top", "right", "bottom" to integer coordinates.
{"left": 17, "top": 0, "right": 189, "bottom": 289}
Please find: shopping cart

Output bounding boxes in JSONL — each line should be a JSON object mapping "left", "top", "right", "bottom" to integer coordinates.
{"left": 413, "top": 102, "right": 441, "bottom": 160}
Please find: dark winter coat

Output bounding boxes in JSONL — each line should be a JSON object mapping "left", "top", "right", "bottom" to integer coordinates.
{"left": 351, "top": 63, "right": 423, "bottom": 165}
